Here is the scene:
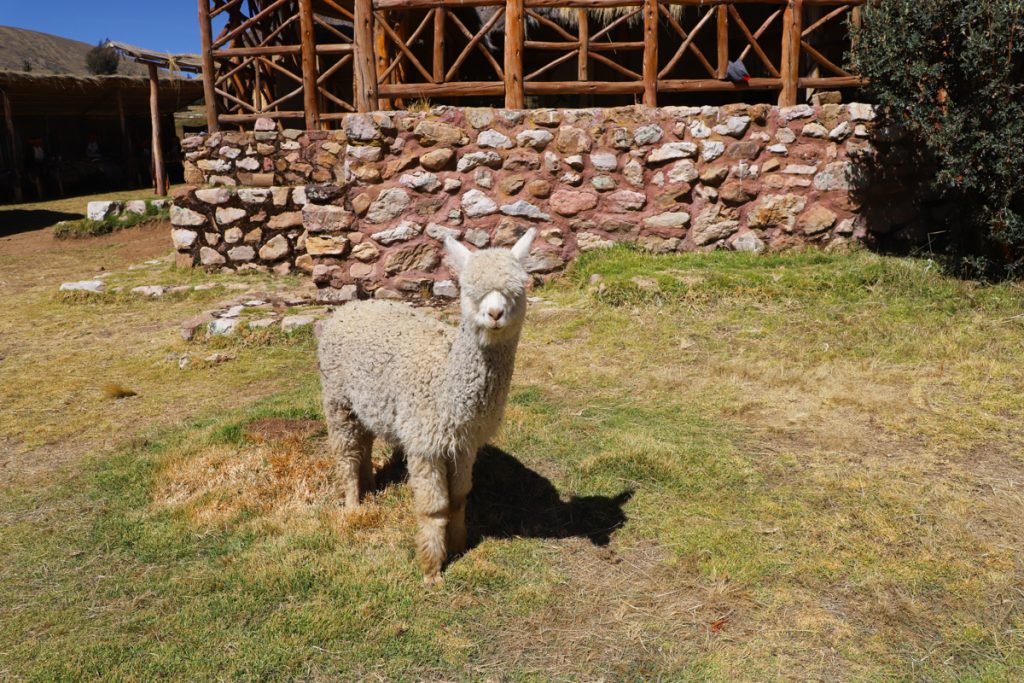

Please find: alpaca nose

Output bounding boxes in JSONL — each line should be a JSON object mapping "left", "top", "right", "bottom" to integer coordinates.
{"left": 487, "top": 307, "right": 503, "bottom": 321}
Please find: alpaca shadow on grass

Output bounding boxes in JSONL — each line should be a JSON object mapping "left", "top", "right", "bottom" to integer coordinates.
{"left": 372, "top": 446, "right": 632, "bottom": 548}
{"left": 467, "top": 446, "right": 633, "bottom": 548}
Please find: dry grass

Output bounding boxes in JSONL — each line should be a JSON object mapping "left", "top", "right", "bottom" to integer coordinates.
{"left": 1, "top": 236, "right": 1023, "bottom": 681}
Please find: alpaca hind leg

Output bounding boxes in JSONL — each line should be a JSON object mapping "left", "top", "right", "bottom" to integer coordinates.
{"left": 357, "top": 430, "right": 374, "bottom": 496}
{"left": 446, "top": 451, "right": 477, "bottom": 556}
{"left": 324, "top": 400, "right": 372, "bottom": 508}
{"left": 408, "top": 455, "right": 449, "bottom": 585}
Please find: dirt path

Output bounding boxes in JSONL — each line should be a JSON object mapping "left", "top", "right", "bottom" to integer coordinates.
{"left": 0, "top": 221, "right": 172, "bottom": 292}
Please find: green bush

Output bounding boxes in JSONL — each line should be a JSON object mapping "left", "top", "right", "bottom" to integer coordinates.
{"left": 852, "top": 0, "right": 1024, "bottom": 278}
{"left": 85, "top": 40, "right": 119, "bottom": 75}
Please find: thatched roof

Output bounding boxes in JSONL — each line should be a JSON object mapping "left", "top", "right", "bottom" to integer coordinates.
{"left": 0, "top": 71, "right": 204, "bottom": 118}
{"left": 105, "top": 41, "right": 203, "bottom": 75}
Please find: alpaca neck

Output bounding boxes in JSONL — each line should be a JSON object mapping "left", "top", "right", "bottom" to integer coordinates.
{"left": 441, "top": 321, "right": 521, "bottom": 429}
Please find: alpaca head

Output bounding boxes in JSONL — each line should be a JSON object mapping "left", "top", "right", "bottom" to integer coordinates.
{"left": 444, "top": 229, "right": 536, "bottom": 346}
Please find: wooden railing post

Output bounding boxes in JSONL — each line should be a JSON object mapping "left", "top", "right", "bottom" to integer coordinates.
{"left": 298, "top": 0, "right": 320, "bottom": 129}
{"left": 433, "top": 7, "right": 446, "bottom": 83}
{"left": 716, "top": 5, "right": 728, "bottom": 79}
{"left": 642, "top": 0, "right": 658, "bottom": 106}
{"left": 779, "top": 0, "right": 802, "bottom": 106}
{"left": 505, "top": 0, "right": 525, "bottom": 108}
{"left": 197, "top": 0, "right": 219, "bottom": 132}
{"left": 577, "top": 8, "right": 590, "bottom": 82}
{"left": 353, "top": 0, "right": 379, "bottom": 111}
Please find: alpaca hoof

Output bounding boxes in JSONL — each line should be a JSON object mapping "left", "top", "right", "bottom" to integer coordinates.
{"left": 423, "top": 573, "right": 444, "bottom": 587}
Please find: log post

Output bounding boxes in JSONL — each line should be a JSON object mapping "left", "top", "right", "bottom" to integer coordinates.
{"left": 353, "top": 0, "right": 379, "bottom": 111}
{"left": 298, "top": 0, "right": 320, "bottom": 129}
{"left": 778, "top": 0, "right": 802, "bottom": 106}
{"left": 642, "top": 0, "right": 658, "bottom": 106}
{"left": 433, "top": 7, "right": 445, "bottom": 84}
{"left": 505, "top": 0, "right": 525, "bottom": 108}
{"left": 716, "top": 5, "right": 728, "bottom": 79}
{"left": 1, "top": 89, "right": 22, "bottom": 203}
{"left": 197, "top": 0, "right": 219, "bottom": 132}
{"left": 148, "top": 63, "right": 167, "bottom": 197}
{"left": 577, "top": 8, "right": 590, "bottom": 82}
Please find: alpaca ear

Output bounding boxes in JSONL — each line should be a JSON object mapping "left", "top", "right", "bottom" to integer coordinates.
{"left": 510, "top": 228, "right": 536, "bottom": 264}
{"left": 444, "top": 236, "right": 472, "bottom": 274}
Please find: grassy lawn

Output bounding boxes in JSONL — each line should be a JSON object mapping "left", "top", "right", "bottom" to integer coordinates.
{"left": 1, "top": 234, "right": 1023, "bottom": 680}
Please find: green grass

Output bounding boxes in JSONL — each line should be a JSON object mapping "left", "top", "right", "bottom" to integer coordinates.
{"left": 53, "top": 203, "right": 169, "bottom": 239}
{"left": 2, "top": 246, "right": 1023, "bottom": 681}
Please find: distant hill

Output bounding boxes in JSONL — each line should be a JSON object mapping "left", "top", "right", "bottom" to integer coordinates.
{"left": 0, "top": 25, "right": 148, "bottom": 76}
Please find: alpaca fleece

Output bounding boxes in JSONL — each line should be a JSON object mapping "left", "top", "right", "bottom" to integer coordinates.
{"left": 317, "top": 231, "right": 534, "bottom": 584}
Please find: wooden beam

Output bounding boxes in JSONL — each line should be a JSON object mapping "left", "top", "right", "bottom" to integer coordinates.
{"left": 716, "top": 5, "right": 728, "bottom": 78}
{"left": 298, "top": 0, "right": 320, "bottom": 128}
{"left": 148, "top": 64, "right": 166, "bottom": 197}
{"left": 660, "top": 76, "right": 781, "bottom": 91}
{"left": 505, "top": 0, "right": 525, "bottom": 108}
{"left": 778, "top": 0, "right": 802, "bottom": 106}
{"left": 379, "top": 82, "right": 505, "bottom": 97}
{"left": 729, "top": 4, "right": 780, "bottom": 77}
{"left": 642, "top": 0, "right": 658, "bottom": 106}
{"left": 1, "top": 89, "right": 22, "bottom": 203}
{"left": 198, "top": 0, "right": 219, "bottom": 132}
{"left": 527, "top": 81, "right": 643, "bottom": 95}
{"left": 353, "top": 0, "right": 378, "bottom": 111}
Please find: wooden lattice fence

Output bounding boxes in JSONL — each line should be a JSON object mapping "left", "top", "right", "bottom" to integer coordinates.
{"left": 199, "top": 0, "right": 864, "bottom": 130}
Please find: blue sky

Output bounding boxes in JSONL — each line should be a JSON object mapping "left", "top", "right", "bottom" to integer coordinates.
{"left": 3, "top": 1, "right": 202, "bottom": 54}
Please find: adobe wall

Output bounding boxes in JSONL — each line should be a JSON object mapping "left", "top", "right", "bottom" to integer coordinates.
{"left": 172, "top": 103, "right": 884, "bottom": 302}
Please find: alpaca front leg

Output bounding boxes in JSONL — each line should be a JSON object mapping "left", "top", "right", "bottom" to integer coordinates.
{"left": 446, "top": 451, "right": 477, "bottom": 556}
{"left": 325, "top": 400, "right": 371, "bottom": 508}
{"left": 408, "top": 455, "right": 449, "bottom": 585}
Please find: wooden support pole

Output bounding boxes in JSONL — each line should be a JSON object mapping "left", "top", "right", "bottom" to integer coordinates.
{"left": 148, "top": 64, "right": 167, "bottom": 197}
{"left": 716, "top": 5, "right": 728, "bottom": 78}
{"left": 298, "top": 0, "right": 320, "bottom": 129}
{"left": 353, "top": 0, "right": 378, "bottom": 111}
{"left": 642, "top": 0, "right": 658, "bottom": 106}
{"left": 198, "top": 0, "right": 219, "bottom": 132}
{"left": 778, "top": 0, "right": 802, "bottom": 106}
{"left": 433, "top": 7, "right": 446, "bottom": 83}
{"left": 373, "top": 12, "right": 393, "bottom": 109}
{"left": 577, "top": 8, "right": 590, "bottom": 82}
{"left": 1, "top": 89, "right": 22, "bottom": 203}
{"left": 505, "top": 0, "right": 525, "bottom": 108}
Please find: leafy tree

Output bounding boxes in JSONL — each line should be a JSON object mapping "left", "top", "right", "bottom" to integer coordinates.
{"left": 22, "top": 60, "right": 32, "bottom": 72}
{"left": 853, "top": 0, "right": 1024, "bottom": 278}
{"left": 86, "top": 40, "right": 119, "bottom": 75}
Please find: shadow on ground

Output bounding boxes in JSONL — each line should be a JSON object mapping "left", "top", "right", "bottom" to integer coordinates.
{"left": 374, "top": 446, "right": 632, "bottom": 547}
{"left": 469, "top": 446, "right": 633, "bottom": 546}
{"left": 0, "top": 209, "right": 82, "bottom": 237}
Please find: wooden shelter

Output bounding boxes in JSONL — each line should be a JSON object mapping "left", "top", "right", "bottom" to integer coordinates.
{"left": 199, "top": 0, "right": 864, "bottom": 130}
{"left": 0, "top": 71, "right": 204, "bottom": 202}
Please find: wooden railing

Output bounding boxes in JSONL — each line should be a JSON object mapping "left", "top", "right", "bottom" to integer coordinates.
{"left": 200, "top": 0, "right": 864, "bottom": 131}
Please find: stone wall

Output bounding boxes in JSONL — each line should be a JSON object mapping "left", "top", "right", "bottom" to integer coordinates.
{"left": 173, "top": 103, "right": 882, "bottom": 302}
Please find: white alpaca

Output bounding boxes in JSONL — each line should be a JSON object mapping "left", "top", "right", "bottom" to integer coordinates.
{"left": 317, "top": 229, "right": 535, "bottom": 584}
